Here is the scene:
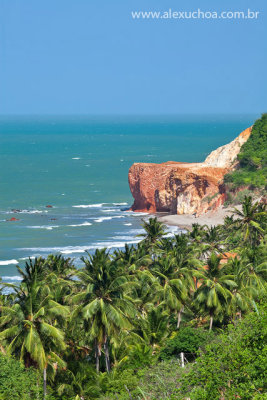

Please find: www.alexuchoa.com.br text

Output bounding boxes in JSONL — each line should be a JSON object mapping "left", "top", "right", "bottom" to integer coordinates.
{"left": 131, "top": 8, "right": 260, "bottom": 20}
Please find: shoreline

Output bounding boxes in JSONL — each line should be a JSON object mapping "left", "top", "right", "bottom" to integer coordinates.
{"left": 157, "top": 206, "right": 236, "bottom": 230}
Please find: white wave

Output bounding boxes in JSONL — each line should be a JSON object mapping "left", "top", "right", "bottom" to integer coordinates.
{"left": 2, "top": 276, "right": 22, "bottom": 281}
{"left": 112, "top": 202, "right": 128, "bottom": 206}
{"left": 18, "top": 238, "right": 141, "bottom": 255}
{"left": 0, "top": 259, "right": 18, "bottom": 266}
{"left": 112, "top": 236, "right": 135, "bottom": 241}
{"left": 27, "top": 225, "right": 59, "bottom": 230}
{"left": 129, "top": 228, "right": 145, "bottom": 235}
{"left": 94, "top": 240, "right": 140, "bottom": 249}
{"left": 5, "top": 209, "right": 48, "bottom": 214}
{"left": 101, "top": 208, "right": 117, "bottom": 213}
{"left": 128, "top": 212, "right": 149, "bottom": 216}
{"left": 68, "top": 222, "right": 92, "bottom": 227}
{"left": 123, "top": 223, "right": 132, "bottom": 226}
{"left": 164, "top": 225, "right": 181, "bottom": 238}
{"left": 19, "top": 256, "right": 36, "bottom": 261}
{"left": 18, "top": 246, "right": 89, "bottom": 254}
{"left": 61, "top": 249, "right": 88, "bottom": 254}
{"left": 72, "top": 157, "right": 81, "bottom": 160}
{"left": 94, "top": 216, "right": 125, "bottom": 223}
{"left": 72, "top": 203, "right": 106, "bottom": 208}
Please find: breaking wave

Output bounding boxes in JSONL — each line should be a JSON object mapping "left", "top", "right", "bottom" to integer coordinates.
{"left": 27, "top": 225, "right": 59, "bottom": 230}
{"left": 72, "top": 203, "right": 106, "bottom": 208}
{"left": 2, "top": 276, "right": 22, "bottom": 281}
{"left": 68, "top": 222, "right": 92, "bottom": 227}
{"left": 94, "top": 216, "right": 125, "bottom": 223}
{"left": 0, "top": 259, "right": 18, "bottom": 266}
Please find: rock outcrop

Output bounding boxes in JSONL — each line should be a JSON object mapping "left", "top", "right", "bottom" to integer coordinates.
{"left": 128, "top": 126, "right": 252, "bottom": 215}
{"left": 204, "top": 127, "right": 252, "bottom": 168}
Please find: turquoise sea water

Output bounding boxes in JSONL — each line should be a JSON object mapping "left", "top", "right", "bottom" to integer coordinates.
{"left": 0, "top": 115, "right": 257, "bottom": 282}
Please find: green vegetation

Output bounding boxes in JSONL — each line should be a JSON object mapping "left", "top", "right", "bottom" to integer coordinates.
{"left": 224, "top": 113, "right": 267, "bottom": 189}
{"left": 0, "top": 197, "right": 266, "bottom": 399}
{"left": 0, "top": 353, "right": 42, "bottom": 399}
{"left": 179, "top": 308, "right": 267, "bottom": 400}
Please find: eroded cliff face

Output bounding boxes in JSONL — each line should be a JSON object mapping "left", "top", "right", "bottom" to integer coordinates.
{"left": 204, "top": 127, "right": 252, "bottom": 168}
{"left": 128, "top": 126, "right": 252, "bottom": 215}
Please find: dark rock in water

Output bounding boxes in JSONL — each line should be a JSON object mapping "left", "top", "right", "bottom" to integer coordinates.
{"left": 50, "top": 218, "right": 57, "bottom": 220}
{"left": 7, "top": 217, "right": 20, "bottom": 221}
{"left": 11, "top": 209, "right": 22, "bottom": 213}
{"left": 46, "top": 205, "right": 53, "bottom": 208}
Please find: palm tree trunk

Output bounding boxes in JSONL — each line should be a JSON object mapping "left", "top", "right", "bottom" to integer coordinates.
{"left": 43, "top": 368, "right": 47, "bottom": 400}
{"left": 95, "top": 339, "right": 100, "bottom": 373}
{"left": 209, "top": 314, "right": 213, "bottom": 331}
{"left": 177, "top": 306, "right": 184, "bottom": 329}
{"left": 104, "top": 333, "right": 111, "bottom": 373}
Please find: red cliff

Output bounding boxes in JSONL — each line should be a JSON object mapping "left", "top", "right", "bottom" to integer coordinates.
{"left": 128, "top": 127, "right": 252, "bottom": 215}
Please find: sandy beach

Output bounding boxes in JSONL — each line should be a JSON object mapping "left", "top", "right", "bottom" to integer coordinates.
{"left": 158, "top": 205, "right": 237, "bottom": 230}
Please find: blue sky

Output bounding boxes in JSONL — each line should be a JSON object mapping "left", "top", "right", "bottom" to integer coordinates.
{"left": 0, "top": 0, "right": 266, "bottom": 115}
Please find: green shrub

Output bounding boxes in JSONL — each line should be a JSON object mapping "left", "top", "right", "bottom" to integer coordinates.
{"left": 100, "top": 360, "right": 183, "bottom": 400}
{"left": 121, "top": 343, "right": 154, "bottom": 370}
{"left": 159, "top": 327, "right": 213, "bottom": 361}
{"left": 224, "top": 113, "right": 267, "bottom": 188}
{"left": 178, "top": 308, "right": 267, "bottom": 400}
{"left": 0, "top": 354, "right": 42, "bottom": 400}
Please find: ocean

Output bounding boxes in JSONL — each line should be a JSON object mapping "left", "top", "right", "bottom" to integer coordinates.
{"left": 0, "top": 115, "right": 257, "bottom": 283}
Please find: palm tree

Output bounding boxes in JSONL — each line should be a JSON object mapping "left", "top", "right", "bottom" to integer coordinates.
{"left": 130, "top": 269, "right": 157, "bottom": 316}
{"left": 224, "top": 256, "right": 254, "bottom": 321}
{"left": 237, "top": 249, "right": 267, "bottom": 295}
{"left": 43, "top": 255, "right": 77, "bottom": 305}
{"left": 72, "top": 249, "right": 135, "bottom": 373}
{"left": 0, "top": 282, "right": 68, "bottom": 398}
{"left": 231, "top": 196, "right": 266, "bottom": 245}
{"left": 193, "top": 253, "right": 236, "bottom": 330}
{"left": 202, "top": 225, "right": 224, "bottom": 257}
{"left": 223, "top": 215, "right": 235, "bottom": 229}
{"left": 189, "top": 223, "right": 207, "bottom": 243}
{"left": 17, "top": 257, "right": 46, "bottom": 290}
{"left": 132, "top": 305, "right": 170, "bottom": 351}
{"left": 44, "top": 254, "right": 76, "bottom": 279}
{"left": 151, "top": 254, "right": 192, "bottom": 329}
{"left": 112, "top": 243, "right": 151, "bottom": 274}
{"left": 138, "top": 217, "right": 167, "bottom": 247}
{"left": 187, "top": 225, "right": 210, "bottom": 261}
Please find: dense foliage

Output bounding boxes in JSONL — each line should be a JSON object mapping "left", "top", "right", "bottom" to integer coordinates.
{"left": 224, "top": 113, "right": 267, "bottom": 188}
{"left": 179, "top": 307, "right": 267, "bottom": 400}
{"left": 0, "top": 196, "right": 266, "bottom": 399}
{"left": 0, "top": 353, "right": 42, "bottom": 399}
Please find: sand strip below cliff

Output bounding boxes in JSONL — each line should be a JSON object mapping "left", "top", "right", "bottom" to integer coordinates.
{"left": 158, "top": 206, "right": 238, "bottom": 230}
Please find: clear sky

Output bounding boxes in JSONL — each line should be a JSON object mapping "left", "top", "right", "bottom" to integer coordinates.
{"left": 0, "top": 0, "right": 266, "bottom": 115}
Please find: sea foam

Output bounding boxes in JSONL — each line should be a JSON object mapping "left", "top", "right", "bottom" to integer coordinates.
{"left": 2, "top": 276, "right": 22, "bottom": 281}
{"left": 5, "top": 209, "right": 48, "bottom": 214}
{"left": 72, "top": 203, "right": 106, "bottom": 208}
{"left": 17, "top": 238, "right": 141, "bottom": 255}
{"left": 94, "top": 216, "right": 125, "bottom": 223}
{"left": 27, "top": 225, "right": 59, "bottom": 230}
{"left": 68, "top": 222, "right": 92, "bottom": 227}
{"left": 0, "top": 259, "right": 18, "bottom": 266}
